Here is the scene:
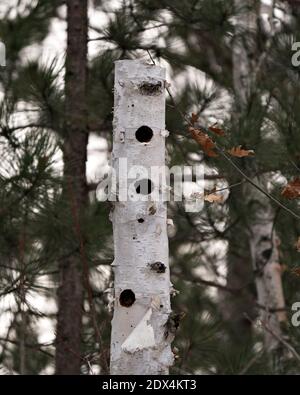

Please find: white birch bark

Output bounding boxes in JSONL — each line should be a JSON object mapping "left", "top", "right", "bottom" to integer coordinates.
{"left": 110, "top": 60, "right": 173, "bottom": 375}
{"left": 233, "top": 0, "right": 287, "bottom": 351}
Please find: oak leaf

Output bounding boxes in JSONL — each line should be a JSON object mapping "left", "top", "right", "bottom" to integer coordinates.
{"left": 208, "top": 123, "right": 225, "bottom": 136}
{"left": 189, "top": 126, "right": 218, "bottom": 157}
{"left": 281, "top": 178, "right": 300, "bottom": 200}
{"left": 228, "top": 145, "right": 255, "bottom": 158}
{"left": 204, "top": 193, "right": 224, "bottom": 203}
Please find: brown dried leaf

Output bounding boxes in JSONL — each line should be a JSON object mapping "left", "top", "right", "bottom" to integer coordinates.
{"left": 208, "top": 123, "right": 225, "bottom": 136}
{"left": 291, "top": 267, "right": 300, "bottom": 277}
{"left": 204, "top": 193, "right": 224, "bottom": 203}
{"left": 189, "top": 126, "right": 218, "bottom": 157}
{"left": 228, "top": 145, "right": 255, "bottom": 158}
{"left": 281, "top": 178, "right": 300, "bottom": 200}
{"left": 190, "top": 113, "right": 199, "bottom": 126}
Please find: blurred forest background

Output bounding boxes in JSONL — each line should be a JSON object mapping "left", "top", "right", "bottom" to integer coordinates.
{"left": 1, "top": 0, "right": 300, "bottom": 375}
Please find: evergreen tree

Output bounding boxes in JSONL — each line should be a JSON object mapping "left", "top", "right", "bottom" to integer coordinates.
{"left": 0, "top": 0, "right": 300, "bottom": 375}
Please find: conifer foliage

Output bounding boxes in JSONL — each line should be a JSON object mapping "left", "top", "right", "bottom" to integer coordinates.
{"left": 0, "top": 0, "right": 300, "bottom": 375}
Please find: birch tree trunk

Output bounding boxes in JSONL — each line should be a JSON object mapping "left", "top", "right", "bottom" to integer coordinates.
{"left": 232, "top": 0, "right": 287, "bottom": 352}
{"left": 110, "top": 60, "right": 173, "bottom": 375}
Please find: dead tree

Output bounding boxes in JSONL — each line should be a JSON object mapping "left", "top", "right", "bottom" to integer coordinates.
{"left": 110, "top": 60, "right": 174, "bottom": 374}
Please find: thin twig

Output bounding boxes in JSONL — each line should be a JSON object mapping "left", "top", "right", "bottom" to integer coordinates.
{"left": 238, "top": 348, "right": 264, "bottom": 375}
{"left": 245, "top": 314, "right": 300, "bottom": 364}
{"left": 146, "top": 50, "right": 300, "bottom": 221}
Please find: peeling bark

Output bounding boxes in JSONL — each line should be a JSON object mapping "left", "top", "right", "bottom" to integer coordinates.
{"left": 110, "top": 60, "right": 173, "bottom": 375}
{"left": 247, "top": 186, "right": 287, "bottom": 350}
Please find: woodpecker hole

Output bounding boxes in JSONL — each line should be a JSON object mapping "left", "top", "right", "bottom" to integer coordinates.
{"left": 135, "top": 126, "right": 153, "bottom": 143}
{"left": 149, "top": 261, "right": 166, "bottom": 274}
{"left": 139, "top": 81, "right": 162, "bottom": 96}
{"left": 119, "top": 289, "right": 135, "bottom": 307}
{"left": 135, "top": 179, "right": 153, "bottom": 195}
{"left": 137, "top": 218, "right": 145, "bottom": 223}
{"left": 262, "top": 248, "right": 272, "bottom": 260}
{"left": 261, "top": 236, "right": 270, "bottom": 242}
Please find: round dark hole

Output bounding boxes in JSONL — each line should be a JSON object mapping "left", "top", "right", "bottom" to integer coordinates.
{"left": 119, "top": 289, "right": 135, "bottom": 307}
{"left": 135, "top": 126, "right": 153, "bottom": 143}
{"left": 135, "top": 179, "right": 153, "bottom": 195}
{"left": 137, "top": 218, "right": 145, "bottom": 223}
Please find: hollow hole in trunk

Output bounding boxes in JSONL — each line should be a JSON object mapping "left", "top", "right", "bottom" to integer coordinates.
{"left": 137, "top": 218, "right": 145, "bottom": 223}
{"left": 119, "top": 289, "right": 136, "bottom": 307}
{"left": 149, "top": 261, "right": 166, "bottom": 273}
{"left": 135, "top": 126, "right": 153, "bottom": 143}
{"left": 135, "top": 179, "right": 153, "bottom": 195}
